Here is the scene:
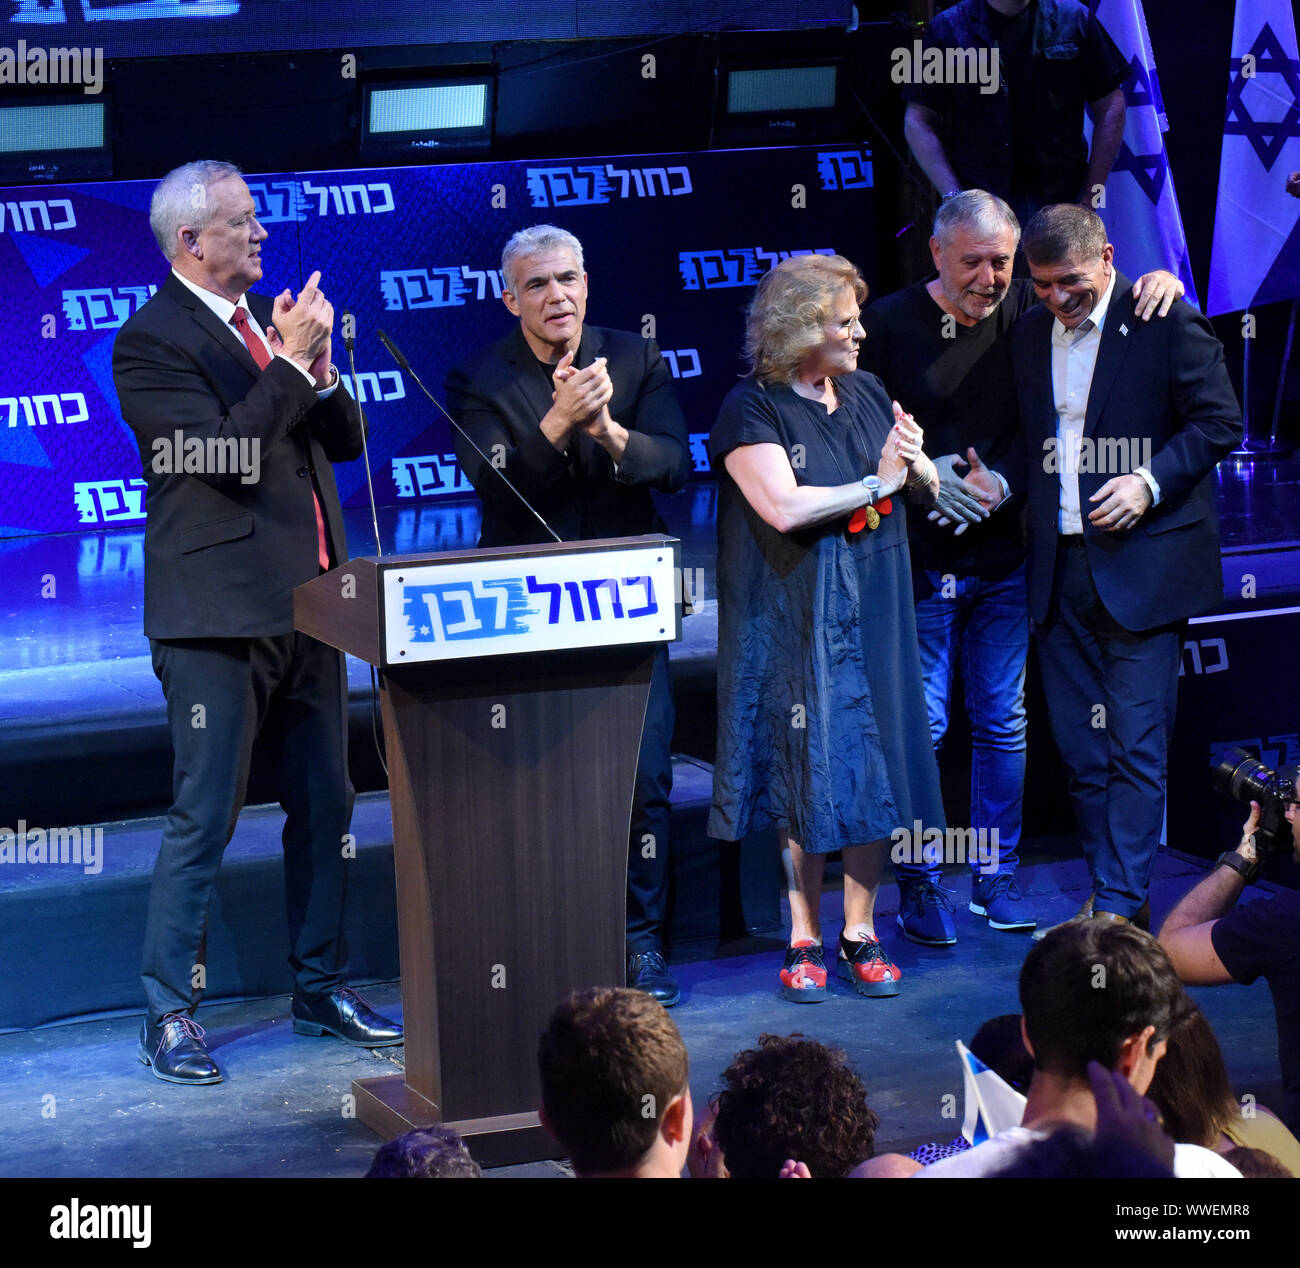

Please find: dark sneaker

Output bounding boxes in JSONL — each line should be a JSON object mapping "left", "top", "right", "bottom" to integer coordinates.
{"left": 779, "top": 940, "right": 828, "bottom": 1003}
{"left": 896, "top": 879, "right": 957, "bottom": 946}
{"left": 627, "top": 950, "right": 680, "bottom": 1007}
{"left": 970, "top": 873, "right": 1037, "bottom": 932}
{"left": 837, "top": 930, "right": 901, "bottom": 997}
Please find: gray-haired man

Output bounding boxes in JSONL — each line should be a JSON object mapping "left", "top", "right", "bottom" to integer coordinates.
{"left": 444, "top": 225, "right": 691, "bottom": 1004}
{"left": 861, "top": 190, "right": 1183, "bottom": 947}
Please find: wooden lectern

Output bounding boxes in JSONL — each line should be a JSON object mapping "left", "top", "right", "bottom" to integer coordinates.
{"left": 294, "top": 535, "right": 682, "bottom": 1165}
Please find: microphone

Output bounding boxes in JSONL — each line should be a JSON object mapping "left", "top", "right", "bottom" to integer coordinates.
{"left": 341, "top": 311, "right": 385, "bottom": 558}
{"left": 376, "top": 328, "right": 562, "bottom": 544}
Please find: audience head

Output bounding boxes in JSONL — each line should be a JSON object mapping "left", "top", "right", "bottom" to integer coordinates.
{"left": 969, "top": 1012, "right": 1034, "bottom": 1094}
{"left": 713, "top": 1033, "right": 879, "bottom": 1178}
{"left": 365, "top": 1126, "right": 482, "bottom": 1178}
{"left": 1019, "top": 921, "right": 1187, "bottom": 1093}
{"left": 1145, "top": 1005, "right": 1237, "bottom": 1149}
{"left": 537, "top": 987, "right": 691, "bottom": 1178}
{"left": 745, "top": 253, "right": 867, "bottom": 385}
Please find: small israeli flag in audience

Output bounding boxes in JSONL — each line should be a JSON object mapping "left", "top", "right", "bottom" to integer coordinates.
{"left": 958, "top": 1040, "right": 1027, "bottom": 1146}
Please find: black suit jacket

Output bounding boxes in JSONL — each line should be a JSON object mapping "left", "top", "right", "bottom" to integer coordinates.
{"left": 1005, "top": 271, "right": 1242, "bottom": 631}
{"left": 444, "top": 325, "right": 690, "bottom": 546}
{"left": 113, "top": 272, "right": 363, "bottom": 638}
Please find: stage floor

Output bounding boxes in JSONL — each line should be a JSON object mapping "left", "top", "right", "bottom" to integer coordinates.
{"left": 0, "top": 838, "right": 1285, "bottom": 1179}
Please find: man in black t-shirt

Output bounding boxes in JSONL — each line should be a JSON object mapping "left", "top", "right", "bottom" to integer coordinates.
{"left": 902, "top": 0, "right": 1128, "bottom": 221}
{"left": 1159, "top": 770, "right": 1300, "bottom": 1136}
{"left": 862, "top": 190, "right": 1183, "bottom": 947}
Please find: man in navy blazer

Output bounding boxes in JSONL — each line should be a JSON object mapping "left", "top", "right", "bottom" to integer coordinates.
{"left": 972, "top": 204, "right": 1241, "bottom": 931}
{"left": 113, "top": 160, "right": 400, "bottom": 1084}
{"left": 445, "top": 224, "right": 690, "bottom": 1005}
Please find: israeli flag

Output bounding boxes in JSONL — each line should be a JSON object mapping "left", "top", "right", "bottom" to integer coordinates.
{"left": 1083, "top": 0, "right": 1198, "bottom": 306}
{"left": 958, "top": 1040, "right": 1027, "bottom": 1146}
{"left": 1207, "top": 0, "right": 1300, "bottom": 316}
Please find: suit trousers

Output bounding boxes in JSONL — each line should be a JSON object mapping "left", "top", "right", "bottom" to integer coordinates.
{"left": 141, "top": 632, "right": 353, "bottom": 1023}
{"left": 1034, "top": 541, "right": 1183, "bottom": 918}
{"left": 626, "top": 644, "right": 674, "bottom": 953}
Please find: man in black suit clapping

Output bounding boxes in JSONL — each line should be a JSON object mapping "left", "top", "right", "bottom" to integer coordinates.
{"left": 113, "top": 160, "right": 401, "bottom": 1084}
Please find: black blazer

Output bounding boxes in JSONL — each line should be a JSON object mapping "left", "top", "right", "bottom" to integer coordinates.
{"left": 444, "top": 325, "right": 690, "bottom": 546}
{"left": 113, "top": 271, "right": 363, "bottom": 638}
{"left": 1005, "top": 271, "right": 1242, "bottom": 631}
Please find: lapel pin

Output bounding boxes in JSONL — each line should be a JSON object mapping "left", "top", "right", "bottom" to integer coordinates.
{"left": 1119, "top": 323, "right": 1129, "bottom": 336}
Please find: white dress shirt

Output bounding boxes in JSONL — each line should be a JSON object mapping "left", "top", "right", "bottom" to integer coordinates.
{"left": 1049, "top": 268, "right": 1158, "bottom": 533}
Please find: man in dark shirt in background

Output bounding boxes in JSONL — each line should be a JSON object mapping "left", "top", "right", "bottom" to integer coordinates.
{"left": 861, "top": 189, "right": 1182, "bottom": 947}
{"left": 902, "top": 0, "right": 1129, "bottom": 221}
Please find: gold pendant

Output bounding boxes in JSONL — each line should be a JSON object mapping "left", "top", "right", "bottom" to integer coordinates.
{"left": 864, "top": 505, "right": 880, "bottom": 530}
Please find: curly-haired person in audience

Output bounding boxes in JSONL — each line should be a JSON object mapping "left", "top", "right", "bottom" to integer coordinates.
{"left": 365, "top": 1126, "right": 481, "bottom": 1178}
{"left": 1145, "top": 1004, "right": 1300, "bottom": 1175}
{"left": 537, "top": 987, "right": 692, "bottom": 1178}
{"left": 690, "top": 1033, "right": 897, "bottom": 1178}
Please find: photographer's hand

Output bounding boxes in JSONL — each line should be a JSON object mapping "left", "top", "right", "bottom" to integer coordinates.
{"left": 1237, "top": 801, "right": 1261, "bottom": 865}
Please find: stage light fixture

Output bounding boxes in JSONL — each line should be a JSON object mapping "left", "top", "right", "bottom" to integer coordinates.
{"left": 716, "top": 61, "right": 842, "bottom": 145}
{"left": 361, "top": 76, "right": 493, "bottom": 160}
{"left": 0, "top": 98, "right": 112, "bottom": 182}
{"left": 726, "top": 64, "right": 838, "bottom": 115}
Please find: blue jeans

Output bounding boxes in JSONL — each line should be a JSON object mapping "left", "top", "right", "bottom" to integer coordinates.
{"left": 896, "top": 565, "right": 1029, "bottom": 886}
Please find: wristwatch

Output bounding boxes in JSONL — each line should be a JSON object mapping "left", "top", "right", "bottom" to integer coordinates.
{"left": 1215, "top": 850, "right": 1259, "bottom": 885}
{"left": 861, "top": 474, "right": 884, "bottom": 502}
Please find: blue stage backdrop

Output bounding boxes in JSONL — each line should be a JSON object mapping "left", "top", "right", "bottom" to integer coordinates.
{"left": 0, "top": 144, "right": 875, "bottom": 539}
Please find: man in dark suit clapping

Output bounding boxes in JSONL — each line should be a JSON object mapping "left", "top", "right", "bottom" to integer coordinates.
{"left": 445, "top": 225, "right": 690, "bottom": 1005}
{"left": 970, "top": 204, "right": 1242, "bottom": 934}
{"left": 113, "top": 160, "right": 400, "bottom": 1084}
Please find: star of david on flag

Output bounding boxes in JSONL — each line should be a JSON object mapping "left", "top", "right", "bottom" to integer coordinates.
{"left": 1082, "top": 0, "right": 1198, "bottom": 307}
{"left": 1207, "top": 0, "right": 1300, "bottom": 315}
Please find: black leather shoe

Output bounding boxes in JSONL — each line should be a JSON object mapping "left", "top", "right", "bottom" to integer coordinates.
{"left": 627, "top": 951, "right": 680, "bottom": 1007}
{"left": 292, "top": 986, "right": 403, "bottom": 1046}
{"left": 138, "top": 1013, "right": 222, "bottom": 1085}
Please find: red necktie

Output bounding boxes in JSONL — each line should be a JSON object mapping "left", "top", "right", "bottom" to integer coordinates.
{"left": 231, "top": 307, "right": 331, "bottom": 572}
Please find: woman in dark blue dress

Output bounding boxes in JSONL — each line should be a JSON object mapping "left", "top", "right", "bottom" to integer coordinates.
{"left": 708, "top": 253, "right": 947, "bottom": 1003}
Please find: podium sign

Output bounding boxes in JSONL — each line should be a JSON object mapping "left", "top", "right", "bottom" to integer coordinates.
{"left": 382, "top": 542, "right": 678, "bottom": 663}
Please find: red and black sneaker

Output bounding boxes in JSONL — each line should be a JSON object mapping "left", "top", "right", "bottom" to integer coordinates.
{"left": 837, "top": 930, "right": 901, "bottom": 997}
{"left": 779, "top": 940, "right": 828, "bottom": 1003}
